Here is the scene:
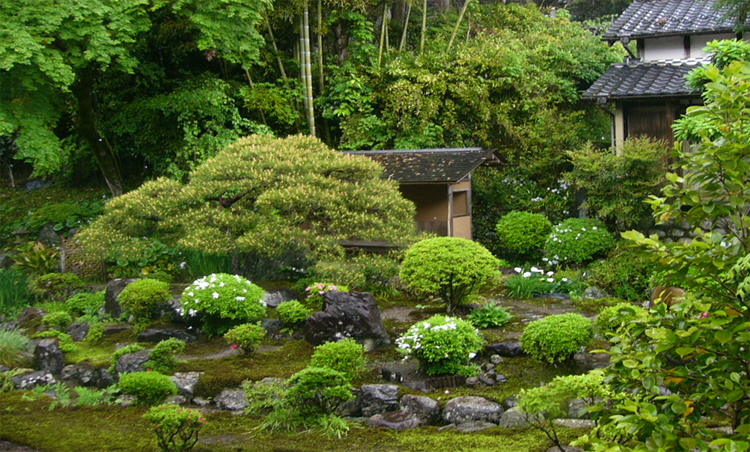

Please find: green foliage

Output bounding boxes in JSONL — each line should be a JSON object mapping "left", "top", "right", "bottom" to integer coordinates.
{"left": 143, "top": 404, "right": 206, "bottom": 452}
{"left": 518, "top": 371, "right": 612, "bottom": 450}
{"left": 181, "top": 273, "right": 266, "bottom": 336}
{"left": 0, "top": 328, "right": 32, "bottom": 368}
{"left": 118, "top": 371, "right": 178, "bottom": 406}
{"left": 593, "top": 302, "right": 644, "bottom": 339}
{"left": 32, "top": 330, "right": 77, "bottom": 353}
{"left": 25, "top": 201, "right": 104, "bottom": 235}
{"left": 276, "top": 301, "right": 313, "bottom": 329}
{"left": 40, "top": 311, "right": 73, "bottom": 330}
{"left": 495, "top": 211, "right": 552, "bottom": 260}
{"left": 144, "top": 338, "right": 186, "bottom": 374}
{"left": 284, "top": 367, "right": 354, "bottom": 418}
{"left": 12, "top": 242, "right": 59, "bottom": 276}
{"left": 565, "top": 138, "right": 667, "bottom": 231}
{"left": 73, "top": 386, "right": 114, "bottom": 407}
{"left": 303, "top": 282, "right": 349, "bottom": 310}
{"left": 30, "top": 272, "right": 86, "bottom": 303}
{"left": 586, "top": 243, "right": 656, "bottom": 301}
{"left": 243, "top": 379, "right": 287, "bottom": 415}
{"left": 0, "top": 268, "right": 31, "bottom": 319}
{"left": 400, "top": 237, "right": 501, "bottom": 314}
{"left": 85, "top": 322, "right": 105, "bottom": 345}
{"left": 107, "top": 238, "right": 182, "bottom": 281}
{"left": 467, "top": 303, "right": 513, "bottom": 329}
{"left": 65, "top": 291, "right": 105, "bottom": 317}
{"left": 78, "top": 135, "right": 416, "bottom": 263}
{"left": 520, "top": 313, "right": 593, "bottom": 364}
{"left": 504, "top": 270, "right": 556, "bottom": 300}
{"left": 544, "top": 218, "right": 615, "bottom": 266}
{"left": 109, "top": 344, "right": 145, "bottom": 374}
{"left": 309, "top": 339, "right": 365, "bottom": 382}
{"left": 223, "top": 323, "right": 265, "bottom": 354}
{"left": 118, "top": 279, "right": 171, "bottom": 323}
{"left": 396, "top": 315, "right": 484, "bottom": 376}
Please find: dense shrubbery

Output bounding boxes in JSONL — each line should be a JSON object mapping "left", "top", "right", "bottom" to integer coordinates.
{"left": 544, "top": 218, "right": 615, "bottom": 266}
{"left": 400, "top": 237, "right": 501, "bottom": 314}
{"left": 180, "top": 273, "right": 266, "bottom": 336}
{"left": 41, "top": 311, "right": 73, "bottom": 330}
{"left": 309, "top": 339, "right": 365, "bottom": 382}
{"left": 284, "top": 367, "right": 353, "bottom": 418}
{"left": 276, "top": 301, "right": 313, "bottom": 330}
{"left": 118, "top": 371, "right": 178, "bottom": 405}
{"left": 65, "top": 291, "right": 105, "bottom": 316}
{"left": 224, "top": 323, "right": 265, "bottom": 354}
{"left": 143, "top": 404, "right": 206, "bottom": 452}
{"left": 31, "top": 273, "right": 86, "bottom": 302}
{"left": 594, "top": 302, "right": 644, "bottom": 339}
{"left": 396, "top": 315, "right": 483, "bottom": 376}
{"left": 0, "top": 268, "right": 31, "bottom": 319}
{"left": 144, "top": 338, "right": 186, "bottom": 374}
{"left": 496, "top": 211, "right": 552, "bottom": 261}
{"left": 586, "top": 243, "right": 655, "bottom": 301}
{"left": 118, "top": 278, "right": 171, "bottom": 323}
{"left": 520, "top": 313, "right": 593, "bottom": 364}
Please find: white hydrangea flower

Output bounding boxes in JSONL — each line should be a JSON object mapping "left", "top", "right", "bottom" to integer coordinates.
{"left": 236, "top": 296, "right": 246, "bottom": 302}
{"left": 212, "top": 292, "right": 220, "bottom": 299}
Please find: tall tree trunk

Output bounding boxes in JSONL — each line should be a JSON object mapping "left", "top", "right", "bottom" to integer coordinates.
{"left": 447, "top": 0, "right": 471, "bottom": 51}
{"left": 71, "top": 65, "right": 123, "bottom": 196}
{"left": 420, "top": 0, "right": 427, "bottom": 55}
{"left": 266, "top": 17, "right": 289, "bottom": 84}
{"left": 301, "top": 4, "right": 316, "bottom": 137}
{"left": 400, "top": 2, "right": 412, "bottom": 52}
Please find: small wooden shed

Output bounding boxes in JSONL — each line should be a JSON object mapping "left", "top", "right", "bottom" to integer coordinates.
{"left": 347, "top": 148, "right": 493, "bottom": 240}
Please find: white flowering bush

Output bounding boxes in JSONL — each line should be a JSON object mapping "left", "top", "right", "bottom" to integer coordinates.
{"left": 180, "top": 273, "right": 266, "bottom": 336}
{"left": 396, "top": 315, "right": 484, "bottom": 376}
{"left": 543, "top": 218, "right": 615, "bottom": 266}
{"left": 504, "top": 266, "right": 579, "bottom": 299}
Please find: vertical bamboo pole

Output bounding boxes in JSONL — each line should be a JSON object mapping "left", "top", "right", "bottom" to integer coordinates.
{"left": 420, "top": 0, "right": 427, "bottom": 55}
{"left": 447, "top": 0, "right": 471, "bottom": 51}
{"left": 399, "top": 2, "right": 412, "bottom": 52}
{"left": 378, "top": 3, "right": 388, "bottom": 67}
{"left": 302, "top": 3, "right": 316, "bottom": 137}
{"left": 317, "top": 0, "right": 324, "bottom": 92}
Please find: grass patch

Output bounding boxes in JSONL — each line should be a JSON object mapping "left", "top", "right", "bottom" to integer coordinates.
{"left": 65, "top": 341, "right": 117, "bottom": 368}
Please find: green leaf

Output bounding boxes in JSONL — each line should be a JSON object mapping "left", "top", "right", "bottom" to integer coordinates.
{"left": 622, "top": 359, "right": 638, "bottom": 368}
{"left": 675, "top": 347, "right": 694, "bottom": 357}
{"left": 716, "top": 330, "right": 733, "bottom": 345}
{"left": 726, "top": 390, "right": 744, "bottom": 403}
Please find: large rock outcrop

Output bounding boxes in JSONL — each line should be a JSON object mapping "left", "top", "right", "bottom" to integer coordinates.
{"left": 303, "top": 291, "right": 389, "bottom": 348}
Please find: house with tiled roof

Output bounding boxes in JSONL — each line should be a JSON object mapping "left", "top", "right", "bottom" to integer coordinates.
{"left": 583, "top": 0, "right": 748, "bottom": 149}
{"left": 346, "top": 148, "right": 494, "bottom": 239}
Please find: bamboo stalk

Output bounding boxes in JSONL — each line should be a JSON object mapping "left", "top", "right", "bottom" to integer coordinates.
{"left": 317, "top": 0, "right": 324, "bottom": 92}
{"left": 378, "top": 3, "right": 388, "bottom": 67}
{"left": 447, "top": 0, "right": 471, "bottom": 51}
{"left": 302, "top": 3, "right": 316, "bottom": 137}
{"left": 266, "top": 17, "right": 289, "bottom": 84}
{"left": 399, "top": 2, "right": 412, "bottom": 52}
{"left": 420, "top": 0, "right": 427, "bottom": 55}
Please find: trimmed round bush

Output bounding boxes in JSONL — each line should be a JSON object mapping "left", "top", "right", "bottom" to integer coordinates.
{"left": 224, "top": 322, "right": 265, "bottom": 354}
{"left": 396, "top": 315, "right": 484, "bottom": 376}
{"left": 400, "top": 237, "right": 501, "bottom": 314}
{"left": 118, "top": 279, "right": 171, "bottom": 323}
{"left": 595, "top": 302, "right": 644, "bottom": 339}
{"left": 496, "top": 211, "right": 552, "bottom": 256}
{"left": 181, "top": 273, "right": 266, "bottom": 336}
{"left": 145, "top": 338, "right": 186, "bottom": 374}
{"left": 118, "top": 371, "right": 178, "bottom": 405}
{"left": 41, "top": 311, "right": 73, "bottom": 330}
{"left": 285, "top": 367, "right": 353, "bottom": 417}
{"left": 544, "top": 218, "right": 615, "bottom": 266}
{"left": 276, "top": 301, "right": 313, "bottom": 328}
{"left": 143, "top": 404, "right": 206, "bottom": 452}
{"left": 309, "top": 338, "right": 365, "bottom": 381}
{"left": 65, "top": 291, "right": 105, "bottom": 316}
{"left": 520, "top": 313, "right": 593, "bottom": 364}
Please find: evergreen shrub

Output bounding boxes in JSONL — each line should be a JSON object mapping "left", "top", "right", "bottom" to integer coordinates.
{"left": 587, "top": 243, "right": 655, "bottom": 301}
{"left": 496, "top": 211, "right": 552, "bottom": 259}
{"left": 180, "top": 273, "right": 266, "bottom": 336}
{"left": 544, "top": 218, "right": 615, "bottom": 266}
{"left": 276, "top": 301, "right": 313, "bottom": 329}
{"left": 33, "top": 330, "right": 76, "bottom": 352}
{"left": 65, "top": 291, "right": 105, "bottom": 316}
{"left": 118, "top": 278, "right": 171, "bottom": 323}
{"left": 396, "top": 315, "right": 483, "bottom": 376}
{"left": 594, "top": 302, "right": 644, "bottom": 339}
{"left": 144, "top": 338, "right": 186, "bottom": 374}
{"left": 31, "top": 272, "right": 86, "bottom": 302}
{"left": 118, "top": 371, "right": 178, "bottom": 405}
{"left": 143, "top": 404, "right": 206, "bottom": 452}
{"left": 520, "top": 313, "right": 593, "bottom": 363}
{"left": 41, "top": 311, "right": 73, "bottom": 330}
{"left": 400, "top": 237, "right": 501, "bottom": 314}
{"left": 223, "top": 323, "right": 265, "bottom": 354}
{"left": 284, "top": 367, "right": 353, "bottom": 417}
{"left": 309, "top": 338, "right": 365, "bottom": 381}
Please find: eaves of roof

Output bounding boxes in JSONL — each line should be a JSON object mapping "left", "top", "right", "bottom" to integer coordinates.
{"left": 582, "top": 59, "right": 705, "bottom": 101}
{"left": 346, "top": 148, "right": 491, "bottom": 183}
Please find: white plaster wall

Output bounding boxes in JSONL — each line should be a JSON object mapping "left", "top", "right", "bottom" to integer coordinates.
{"left": 691, "top": 33, "right": 738, "bottom": 57}
{"left": 642, "top": 36, "right": 684, "bottom": 60}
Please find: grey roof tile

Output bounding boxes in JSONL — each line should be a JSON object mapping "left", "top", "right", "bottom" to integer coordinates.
{"left": 603, "top": 0, "right": 746, "bottom": 40}
{"left": 346, "top": 148, "right": 490, "bottom": 183}
{"left": 582, "top": 59, "right": 706, "bottom": 100}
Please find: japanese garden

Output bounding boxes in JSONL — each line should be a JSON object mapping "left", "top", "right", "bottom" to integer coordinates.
{"left": 2, "top": 0, "right": 750, "bottom": 451}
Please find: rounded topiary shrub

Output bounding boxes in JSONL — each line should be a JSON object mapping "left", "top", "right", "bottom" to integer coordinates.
{"left": 143, "top": 404, "right": 206, "bottom": 452}
{"left": 41, "top": 311, "right": 73, "bottom": 330}
{"left": 224, "top": 322, "right": 265, "bottom": 354}
{"left": 309, "top": 338, "right": 365, "bottom": 382}
{"left": 400, "top": 237, "right": 501, "bottom": 314}
{"left": 595, "top": 302, "right": 644, "bottom": 339}
{"left": 520, "top": 313, "right": 593, "bottom": 364}
{"left": 396, "top": 315, "right": 484, "bottom": 376}
{"left": 284, "top": 367, "right": 353, "bottom": 417}
{"left": 544, "top": 218, "right": 615, "bottom": 266}
{"left": 118, "top": 371, "right": 178, "bottom": 405}
{"left": 118, "top": 278, "right": 171, "bottom": 323}
{"left": 496, "top": 211, "right": 552, "bottom": 257}
{"left": 65, "top": 291, "right": 105, "bottom": 316}
{"left": 276, "top": 300, "right": 313, "bottom": 329}
{"left": 180, "top": 273, "right": 266, "bottom": 336}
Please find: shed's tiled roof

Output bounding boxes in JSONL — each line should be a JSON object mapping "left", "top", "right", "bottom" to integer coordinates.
{"left": 603, "top": 0, "right": 747, "bottom": 41}
{"left": 582, "top": 59, "right": 705, "bottom": 100}
{"left": 346, "top": 148, "right": 490, "bottom": 183}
